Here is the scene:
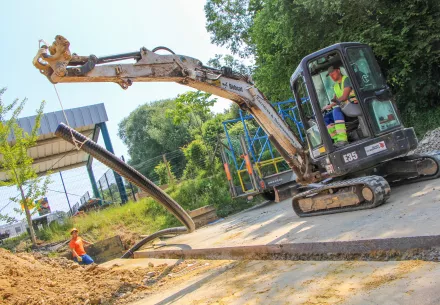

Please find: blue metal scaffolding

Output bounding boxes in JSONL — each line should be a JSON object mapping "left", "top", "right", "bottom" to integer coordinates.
{"left": 222, "top": 98, "right": 308, "bottom": 173}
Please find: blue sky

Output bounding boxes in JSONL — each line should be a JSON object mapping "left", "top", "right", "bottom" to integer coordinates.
{"left": 0, "top": 0, "right": 234, "bottom": 224}
{"left": 0, "top": 0, "right": 231, "bottom": 158}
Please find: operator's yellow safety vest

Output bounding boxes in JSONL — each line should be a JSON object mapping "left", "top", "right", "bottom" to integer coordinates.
{"left": 334, "top": 75, "right": 358, "bottom": 104}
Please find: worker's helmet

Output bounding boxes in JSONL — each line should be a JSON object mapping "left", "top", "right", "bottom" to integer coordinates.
{"left": 70, "top": 228, "right": 79, "bottom": 234}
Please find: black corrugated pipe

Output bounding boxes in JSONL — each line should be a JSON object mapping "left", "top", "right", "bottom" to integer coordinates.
{"left": 55, "top": 123, "right": 195, "bottom": 258}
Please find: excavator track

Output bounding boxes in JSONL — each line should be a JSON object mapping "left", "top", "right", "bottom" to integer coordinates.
{"left": 292, "top": 176, "right": 391, "bottom": 217}
{"left": 385, "top": 152, "right": 440, "bottom": 186}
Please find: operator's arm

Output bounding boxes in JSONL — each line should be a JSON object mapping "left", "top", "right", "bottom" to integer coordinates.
{"left": 82, "top": 239, "right": 92, "bottom": 246}
{"left": 70, "top": 248, "right": 79, "bottom": 258}
{"left": 322, "top": 94, "right": 338, "bottom": 111}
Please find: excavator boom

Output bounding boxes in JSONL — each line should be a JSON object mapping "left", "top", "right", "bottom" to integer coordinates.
{"left": 33, "top": 35, "right": 321, "bottom": 184}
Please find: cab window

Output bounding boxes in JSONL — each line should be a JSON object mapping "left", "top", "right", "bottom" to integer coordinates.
{"left": 294, "top": 77, "right": 322, "bottom": 148}
{"left": 346, "top": 47, "right": 386, "bottom": 92}
{"left": 308, "top": 52, "right": 349, "bottom": 109}
{"left": 368, "top": 99, "right": 400, "bottom": 133}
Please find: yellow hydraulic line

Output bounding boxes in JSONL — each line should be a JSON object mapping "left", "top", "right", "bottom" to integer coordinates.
{"left": 237, "top": 169, "right": 247, "bottom": 193}
{"left": 256, "top": 163, "right": 262, "bottom": 178}
{"left": 255, "top": 157, "right": 285, "bottom": 176}
{"left": 237, "top": 169, "right": 255, "bottom": 193}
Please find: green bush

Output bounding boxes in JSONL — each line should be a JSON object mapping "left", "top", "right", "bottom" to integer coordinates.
{"left": 169, "top": 171, "right": 257, "bottom": 218}
{"left": 0, "top": 233, "right": 29, "bottom": 252}
{"left": 154, "top": 161, "right": 176, "bottom": 185}
{"left": 182, "top": 139, "right": 210, "bottom": 179}
{"left": 36, "top": 218, "right": 73, "bottom": 241}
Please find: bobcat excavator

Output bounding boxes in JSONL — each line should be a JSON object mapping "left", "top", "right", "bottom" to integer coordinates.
{"left": 33, "top": 35, "right": 440, "bottom": 217}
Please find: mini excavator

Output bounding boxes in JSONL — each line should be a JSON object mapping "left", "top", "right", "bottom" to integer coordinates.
{"left": 33, "top": 36, "right": 440, "bottom": 217}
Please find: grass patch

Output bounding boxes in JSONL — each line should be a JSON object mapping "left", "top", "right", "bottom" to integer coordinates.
{"left": 33, "top": 172, "right": 259, "bottom": 246}
{"left": 0, "top": 233, "right": 30, "bottom": 252}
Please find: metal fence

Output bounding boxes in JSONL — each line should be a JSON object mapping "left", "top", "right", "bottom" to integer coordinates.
{"left": 97, "top": 169, "right": 137, "bottom": 204}
{"left": 0, "top": 144, "right": 215, "bottom": 226}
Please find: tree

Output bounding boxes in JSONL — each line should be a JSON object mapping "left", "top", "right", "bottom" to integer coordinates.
{"left": 154, "top": 161, "right": 176, "bottom": 186}
{"left": 207, "top": 54, "right": 254, "bottom": 76}
{"left": 206, "top": 0, "right": 440, "bottom": 135}
{"left": 165, "top": 91, "right": 217, "bottom": 137}
{"left": 181, "top": 139, "right": 209, "bottom": 179}
{"left": 0, "top": 88, "right": 51, "bottom": 247}
{"left": 118, "top": 99, "right": 192, "bottom": 173}
{"left": 205, "top": 0, "right": 263, "bottom": 58}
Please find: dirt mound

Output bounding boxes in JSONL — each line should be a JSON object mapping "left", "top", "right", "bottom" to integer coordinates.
{"left": 0, "top": 248, "right": 164, "bottom": 305}
{"left": 414, "top": 128, "right": 440, "bottom": 154}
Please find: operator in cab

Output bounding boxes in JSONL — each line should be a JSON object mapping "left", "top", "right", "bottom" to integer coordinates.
{"left": 321, "top": 66, "right": 359, "bottom": 147}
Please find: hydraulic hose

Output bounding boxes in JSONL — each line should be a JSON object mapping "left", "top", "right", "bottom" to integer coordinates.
{"left": 55, "top": 123, "right": 195, "bottom": 258}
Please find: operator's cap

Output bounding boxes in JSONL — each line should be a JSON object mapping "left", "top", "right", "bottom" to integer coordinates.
{"left": 326, "top": 66, "right": 339, "bottom": 76}
{"left": 70, "top": 228, "right": 79, "bottom": 234}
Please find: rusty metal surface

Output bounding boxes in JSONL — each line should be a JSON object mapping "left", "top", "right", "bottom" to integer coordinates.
{"left": 189, "top": 205, "right": 219, "bottom": 229}
{"left": 134, "top": 235, "right": 440, "bottom": 261}
{"left": 86, "top": 235, "right": 125, "bottom": 264}
{"left": 292, "top": 175, "right": 390, "bottom": 217}
{"left": 273, "top": 181, "right": 299, "bottom": 202}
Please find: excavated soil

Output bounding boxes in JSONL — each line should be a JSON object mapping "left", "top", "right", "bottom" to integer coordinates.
{"left": 0, "top": 248, "right": 219, "bottom": 305}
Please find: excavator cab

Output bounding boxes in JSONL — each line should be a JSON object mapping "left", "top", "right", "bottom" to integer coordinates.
{"left": 290, "top": 43, "right": 418, "bottom": 177}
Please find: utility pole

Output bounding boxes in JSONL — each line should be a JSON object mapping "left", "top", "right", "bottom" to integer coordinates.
{"left": 59, "top": 171, "right": 73, "bottom": 216}
{"left": 162, "top": 154, "right": 174, "bottom": 184}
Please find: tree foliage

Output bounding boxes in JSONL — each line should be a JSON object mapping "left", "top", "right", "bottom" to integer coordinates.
{"left": 205, "top": 0, "right": 264, "bottom": 58}
{"left": 205, "top": 0, "right": 440, "bottom": 135}
{"left": 0, "top": 88, "right": 51, "bottom": 246}
{"left": 165, "top": 91, "right": 217, "bottom": 137}
{"left": 154, "top": 161, "right": 175, "bottom": 186}
{"left": 118, "top": 99, "right": 192, "bottom": 168}
{"left": 207, "top": 54, "right": 253, "bottom": 76}
{"left": 181, "top": 139, "right": 209, "bottom": 179}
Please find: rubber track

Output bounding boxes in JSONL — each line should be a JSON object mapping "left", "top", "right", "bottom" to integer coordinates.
{"left": 55, "top": 123, "right": 195, "bottom": 258}
{"left": 292, "top": 175, "right": 390, "bottom": 217}
{"left": 388, "top": 152, "right": 440, "bottom": 186}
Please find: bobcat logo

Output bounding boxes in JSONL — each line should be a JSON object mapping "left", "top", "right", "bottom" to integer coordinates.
{"left": 362, "top": 74, "right": 370, "bottom": 84}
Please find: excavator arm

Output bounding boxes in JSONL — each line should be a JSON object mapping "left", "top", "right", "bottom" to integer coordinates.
{"left": 33, "top": 35, "right": 321, "bottom": 184}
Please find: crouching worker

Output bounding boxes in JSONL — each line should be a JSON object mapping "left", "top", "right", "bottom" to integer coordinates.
{"left": 69, "top": 228, "right": 94, "bottom": 265}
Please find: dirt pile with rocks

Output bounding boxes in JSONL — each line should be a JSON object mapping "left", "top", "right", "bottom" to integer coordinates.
{"left": 0, "top": 248, "right": 216, "bottom": 305}
{"left": 414, "top": 128, "right": 440, "bottom": 154}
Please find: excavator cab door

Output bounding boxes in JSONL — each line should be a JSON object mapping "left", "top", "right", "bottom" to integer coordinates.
{"left": 344, "top": 46, "right": 401, "bottom": 135}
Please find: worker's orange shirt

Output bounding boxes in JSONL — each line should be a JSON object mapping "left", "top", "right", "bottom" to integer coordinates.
{"left": 69, "top": 237, "right": 86, "bottom": 256}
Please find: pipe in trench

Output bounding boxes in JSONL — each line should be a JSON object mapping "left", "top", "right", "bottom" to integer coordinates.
{"left": 55, "top": 123, "right": 195, "bottom": 258}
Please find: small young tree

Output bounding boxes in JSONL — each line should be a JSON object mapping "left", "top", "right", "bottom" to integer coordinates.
{"left": 0, "top": 88, "right": 51, "bottom": 247}
{"left": 154, "top": 161, "right": 176, "bottom": 186}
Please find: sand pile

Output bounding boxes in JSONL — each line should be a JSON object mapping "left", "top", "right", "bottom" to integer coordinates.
{"left": 0, "top": 248, "right": 164, "bottom": 305}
